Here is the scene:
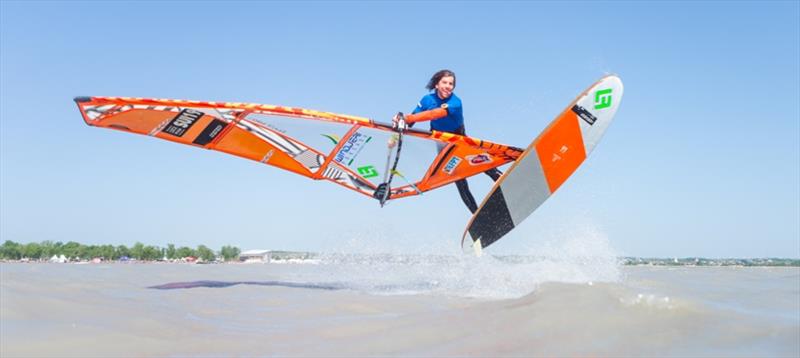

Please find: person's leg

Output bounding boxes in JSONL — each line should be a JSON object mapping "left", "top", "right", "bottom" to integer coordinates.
{"left": 484, "top": 167, "right": 502, "bottom": 181}
{"left": 455, "top": 179, "right": 479, "bottom": 214}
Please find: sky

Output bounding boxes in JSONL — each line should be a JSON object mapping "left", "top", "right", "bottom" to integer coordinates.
{"left": 1, "top": 1, "right": 798, "bottom": 258}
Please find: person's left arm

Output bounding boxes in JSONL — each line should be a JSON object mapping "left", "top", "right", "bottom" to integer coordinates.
{"left": 406, "top": 103, "right": 450, "bottom": 124}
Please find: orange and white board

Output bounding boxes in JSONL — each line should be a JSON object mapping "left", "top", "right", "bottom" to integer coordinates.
{"left": 462, "top": 75, "right": 624, "bottom": 255}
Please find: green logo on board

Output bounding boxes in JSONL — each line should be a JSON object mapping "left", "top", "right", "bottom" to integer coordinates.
{"left": 358, "top": 165, "right": 379, "bottom": 178}
{"left": 594, "top": 89, "right": 613, "bottom": 109}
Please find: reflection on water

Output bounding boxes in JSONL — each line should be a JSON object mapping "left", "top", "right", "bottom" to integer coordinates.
{"left": 149, "top": 280, "right": 344, "bottom": 290}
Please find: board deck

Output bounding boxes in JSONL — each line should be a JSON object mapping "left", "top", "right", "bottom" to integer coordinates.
{"left": 461, "top": 75, "right": 624, "bottom": 255}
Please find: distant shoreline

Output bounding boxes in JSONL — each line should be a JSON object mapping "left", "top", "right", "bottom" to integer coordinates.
{"left": 1, "top": 256, "right": 798, "bottom": 267}
{"left": 617, "top": 257, "right": 799, "bottom": 267}
{"left": 4, "top": 240, "right": 797, "bottom": 267}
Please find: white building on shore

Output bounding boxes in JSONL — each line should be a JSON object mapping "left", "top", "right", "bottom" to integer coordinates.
{"left": 238, "top": 249, "right": 271, "bottom": 263}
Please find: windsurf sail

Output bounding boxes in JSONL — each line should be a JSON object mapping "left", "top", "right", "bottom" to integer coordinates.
{"left": 74, "top": 96, "right": 523, "bottom": 202}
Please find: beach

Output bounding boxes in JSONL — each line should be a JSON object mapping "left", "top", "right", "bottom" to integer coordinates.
{"left": 1, "top": 255, "right": 798, "bottom": 357}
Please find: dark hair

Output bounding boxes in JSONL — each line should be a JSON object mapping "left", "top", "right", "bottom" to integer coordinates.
{"left": 426, "top": 69, "right": 456, "bottom": 91}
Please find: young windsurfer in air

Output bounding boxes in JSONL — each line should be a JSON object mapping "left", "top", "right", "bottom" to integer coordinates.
{"left": 394, "top": 69, "right": 502, "bottom": 213}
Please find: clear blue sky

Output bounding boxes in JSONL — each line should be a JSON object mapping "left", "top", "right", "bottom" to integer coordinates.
{"left": 1, "top": 1, "right": 798, "bottom": 258}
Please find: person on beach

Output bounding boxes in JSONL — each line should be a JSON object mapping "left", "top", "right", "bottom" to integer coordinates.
{"left": 394, "top": 69, "right": 502, "bottom": 213}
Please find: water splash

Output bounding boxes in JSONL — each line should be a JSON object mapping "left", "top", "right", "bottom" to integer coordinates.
{"left": 311, "top": 225, "right": 621, "bottom": 299}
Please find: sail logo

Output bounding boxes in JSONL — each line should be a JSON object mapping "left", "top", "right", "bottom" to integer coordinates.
{"left": 260, "top": 149, "right": 274, "bottom": 163}
{"left": 334, "top": 132, "right": 371, "bottom": 165}
{"left": 163, "top": 109, "right": 203, "bottom": 137}
{"left": 357, "top": 165, "right": 379, "bottom": 178}
{"left": 443, "top": 156, "right": 462, "bottom": 175}
{"left": 466, "top": 154, "right": 492, "bottom": 165}
{"left": 193, "top": 119, "right": 227, "bottom": 146}
{"left": 594, "top": 89, "right": 613, "bottom": 110}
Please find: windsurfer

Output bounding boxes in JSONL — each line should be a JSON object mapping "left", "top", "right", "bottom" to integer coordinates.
{"left": 394, "top": 69, "right": 502, "bottom": 213}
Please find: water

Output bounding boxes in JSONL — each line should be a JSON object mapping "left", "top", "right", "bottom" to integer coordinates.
{"left": 2, "top": 253, "right": 798, "bottom": 357}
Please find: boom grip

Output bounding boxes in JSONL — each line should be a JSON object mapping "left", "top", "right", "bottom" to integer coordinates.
{"left": 406, "top": 106, "right": 447, "bottom": 124}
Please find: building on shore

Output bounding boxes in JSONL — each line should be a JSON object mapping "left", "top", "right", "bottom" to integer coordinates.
{"left": 239, "top": 250, "right": 271, "bottom": 263}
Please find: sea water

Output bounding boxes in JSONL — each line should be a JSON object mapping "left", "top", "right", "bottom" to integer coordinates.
{"left": 2, "top": 241, "right": 798, "bottom": 357}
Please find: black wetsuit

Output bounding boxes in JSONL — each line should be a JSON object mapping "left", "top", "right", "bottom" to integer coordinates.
{"left": 412, "top": 92, "right": 502, "bottom": 213}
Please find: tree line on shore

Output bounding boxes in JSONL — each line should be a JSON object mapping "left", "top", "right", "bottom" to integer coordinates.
{"left": 0, "top": 240, "right": 241, "bottom": 262}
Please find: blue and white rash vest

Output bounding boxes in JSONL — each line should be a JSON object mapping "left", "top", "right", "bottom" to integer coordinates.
{"left": 412, "top": 92, "right": 463, "bottom": 133}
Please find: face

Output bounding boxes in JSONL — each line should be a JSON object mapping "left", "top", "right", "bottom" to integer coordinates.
{"left": 435, "top": 75, "right": 455, "bottom": 99}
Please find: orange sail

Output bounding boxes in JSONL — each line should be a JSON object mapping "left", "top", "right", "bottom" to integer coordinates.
{"left": 75, "top": 96, "right": 523, "bottom": 202}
